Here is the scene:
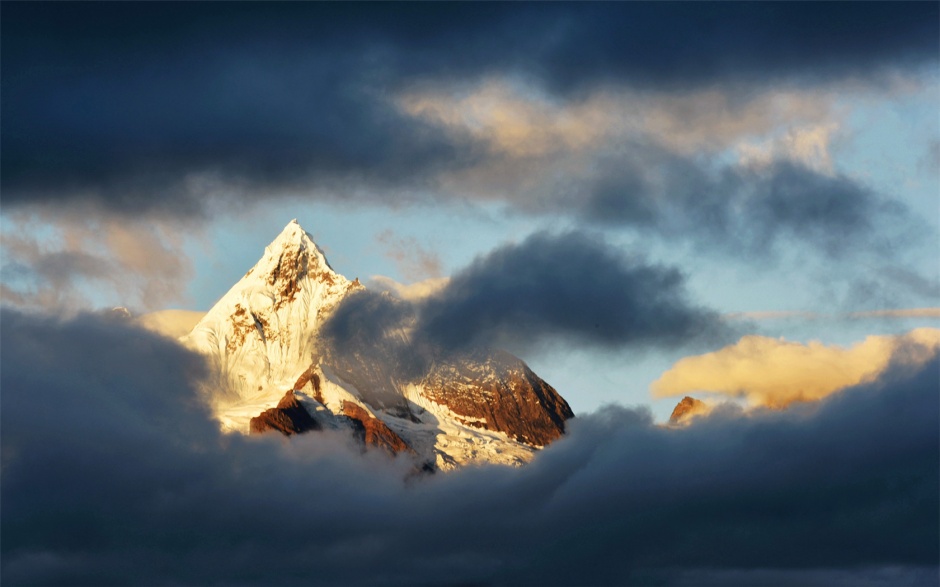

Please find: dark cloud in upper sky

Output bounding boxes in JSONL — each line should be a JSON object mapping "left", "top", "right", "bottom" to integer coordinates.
{"left": 2, "top": 2, "right": 937, "bottom": 214}
{"left": 2, "top": 309, "right": 937, "bottom": 586}
{"left": 569, "top": 156, "right": 913, "bottom": 260}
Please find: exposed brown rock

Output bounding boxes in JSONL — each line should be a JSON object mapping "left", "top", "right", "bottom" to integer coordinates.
{"left": 669, "top": 396, "right": 708, "bottom": 424}
{"left": 267, "top": 244, "right": 311, "bottom": 310}
{"left": 317, "top": 271, "right": 335, "bottom": 286}
{"left": 292, "top": 364, "right": 323, "bottom": 403}
{"left": 226, "top": 303, "right": 256, "bottom": 353}
{"left": 249, "top": 391, "right": 320, "bottom": 436}
{"left": 341, "top": 401, "right": 414, "bottom": 456}
{"left": 421, "top": 352, "right": 574, "bottom": 447}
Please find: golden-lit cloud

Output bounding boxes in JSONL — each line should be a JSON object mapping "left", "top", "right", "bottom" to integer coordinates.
{"left": 848, "top": 308, "right": 940, "bottom": 319}
{"left": 397, "top": 79, "right": 844, "bottom": 160}
{"left": 652, "top": 328, "right": 940, "bottom": 408}
{"left": 737, "top": 122, "right": 840, "bottom": 174}
{"left": 0, "top": 209, "right": 198, "bottom": 313}
{"left": 375, "top": 230, "right": 443, "bottom": 281}
{"left": 393, "top": 78, "right": 860, "bottom": 207}
{"left": 368, "top": 275, "right": 450, "bottom": 301}
{"left": 137, "top": 309, "right": 206, "bottom": 339}
{"left": 397, "top": 80, "right": 606, "bottom": 159}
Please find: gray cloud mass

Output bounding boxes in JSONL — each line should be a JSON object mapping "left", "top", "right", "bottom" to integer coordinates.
{"left": 418, "top": 231, "right": 731, "bottom": 352}
{"left": 2, "top": 309, "right": 937, "bottom": 586}
{"left": 1, "top": 1, "right": 933, "bottom": 314}
{"left": 319, "top": 231, "right": 733, "bottom": 381}
{"left": 571, "top": 156, "right": 911, "bottom": 259}
{"left": 2, "top": 2, "right": 936, "bottom": 215}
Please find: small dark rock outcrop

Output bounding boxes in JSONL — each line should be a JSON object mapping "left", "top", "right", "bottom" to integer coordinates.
{"left": 669, "top": 396, "right": 707, "bottom": 424}
{"left": 342, "top": 401, "right": 413, "bottom": 456}
{"left": 249, "top": 391, "right": 320, "bottom": 436}
{"left": 293, "top": 364, "right": 323, "bottom": 403}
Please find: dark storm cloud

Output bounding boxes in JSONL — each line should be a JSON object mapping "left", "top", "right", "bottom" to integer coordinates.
{"left": 571, "top": 157, "right": 910, "bottom": 259}
{"left": 2, "top": 2, "right": 936, "bottom": 213}
{"left": 2, "top": 309, "right": 937, "bottom": 586}
{"left": 317, "top": 231, "right": 731, "bottom": 379}
{"left": 417, "top": 231, "right": 731, "bottom": 353}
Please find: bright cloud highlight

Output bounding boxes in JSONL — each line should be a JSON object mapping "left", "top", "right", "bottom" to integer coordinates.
{"left": 652, "top": 328, "right": 940, "bottom": 408}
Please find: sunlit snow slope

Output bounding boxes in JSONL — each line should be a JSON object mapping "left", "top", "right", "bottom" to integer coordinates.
{"left": 182, "top": 220, "right": 573, "bottom": 470}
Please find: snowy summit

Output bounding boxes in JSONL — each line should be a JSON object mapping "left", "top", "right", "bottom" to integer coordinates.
{"left": 183, "top": 220, "right": 573, "bottom": 470}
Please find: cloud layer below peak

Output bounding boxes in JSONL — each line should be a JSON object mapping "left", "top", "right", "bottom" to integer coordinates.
{"left": 2, "top": 309, "right": 937, "bottom": 586}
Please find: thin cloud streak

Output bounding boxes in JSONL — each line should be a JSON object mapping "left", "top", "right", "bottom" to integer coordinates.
{"left": 726, "top": 307, "right": 940, "bottom": 321}
{"left": 375, "top": 230, "right": 443, "bottom": 281}
{"left": 849, "top": 308, "right": 940, "bottom": 319}
{"left": 0, "top": 210, "right": 197, "bottom": 313}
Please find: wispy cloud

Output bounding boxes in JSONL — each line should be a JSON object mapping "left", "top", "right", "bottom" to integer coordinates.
{"left": 726, "top": 308, "right": 940, "bottom": 321}
{"left": 375, "top": 230, "right": 443, "bottom": 281}
{"left": 368, "top": 275, "right": 450, "bottom": 301}
{"left": 725, "top": 310, "right": 824, "bottom": 321}
{"left": 848, "top": 308, "right": 940, "bottom": 319}
{"left": 0, "top": 209, "right": 197, "bottom": 312}
{"left": 736, "top": 122, "right": 840, "bottom": 174}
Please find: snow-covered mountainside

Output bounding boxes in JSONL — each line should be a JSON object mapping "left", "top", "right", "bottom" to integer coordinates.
{"left": 182, "top": 220, "right": 573, "bottom": 470}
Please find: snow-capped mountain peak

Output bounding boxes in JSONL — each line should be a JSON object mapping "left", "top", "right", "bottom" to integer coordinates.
{"left": 182, "top": 220, "right": 361, "bottom": 416}
{"left": 183, "top": 220, "right": 573, "bottom": 471}
{"left": 256, "top": 219, "right": 340, "bottom": 293}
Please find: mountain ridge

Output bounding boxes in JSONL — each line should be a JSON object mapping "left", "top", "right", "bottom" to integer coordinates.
{"left": 182, "top": 220, "right": 574, "bottom": 470}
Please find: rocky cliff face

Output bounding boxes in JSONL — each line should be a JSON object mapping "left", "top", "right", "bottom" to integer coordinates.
{"left": 184, "top": 220, "right": 575, "bottom": 470}
{"left": 419, "top": 352, "right": 573, "bottom": 447}
{"left": 249, "top": 391, "right": 320, "bottom": 436}
{"left": 341, "top": 401, "right": 414, "bottom": 456}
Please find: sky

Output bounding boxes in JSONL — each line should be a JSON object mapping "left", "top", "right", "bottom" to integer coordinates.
{"left": 1, "top": 3, "right": 939, "bottom": 586}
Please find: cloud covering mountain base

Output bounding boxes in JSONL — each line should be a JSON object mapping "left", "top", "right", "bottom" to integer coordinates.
{"left": 2, "top": 310, "right": 937, "bottom": 586}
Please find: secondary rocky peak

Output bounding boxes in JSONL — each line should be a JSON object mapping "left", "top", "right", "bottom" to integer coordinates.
{"left": 420, "top": 353, "right": 574, "bottom": 447}
{"left": 669, "top": 396, "right": 709, "bottom": 425}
